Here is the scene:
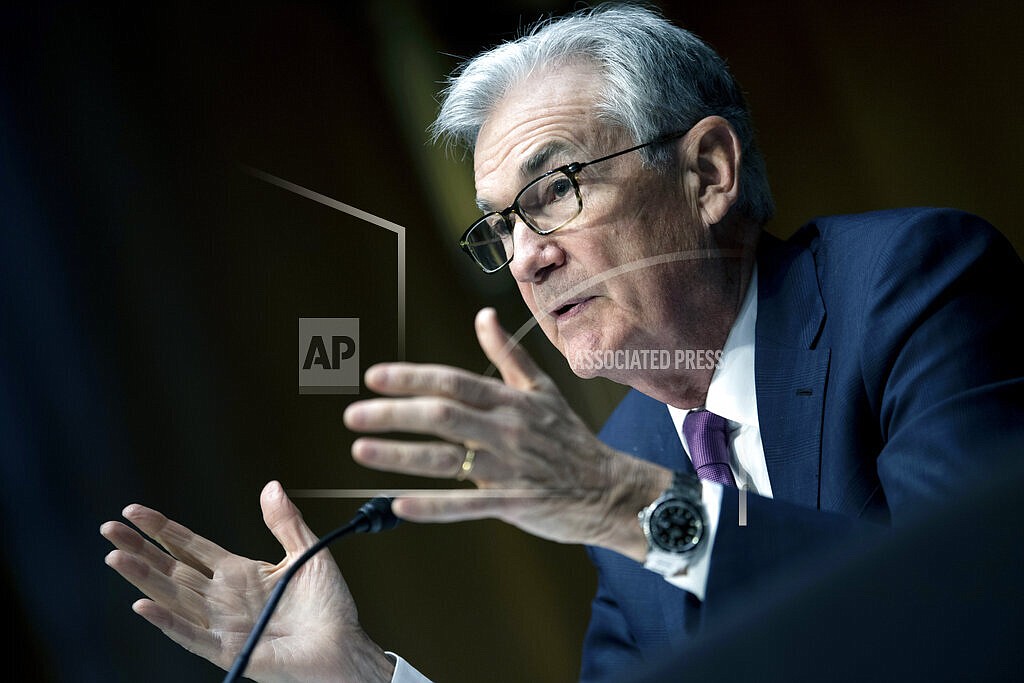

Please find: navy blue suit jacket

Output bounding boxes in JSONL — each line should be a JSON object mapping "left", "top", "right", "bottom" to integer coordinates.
{"left": 581, "top": 208, "right": 1024, "bottom": 681}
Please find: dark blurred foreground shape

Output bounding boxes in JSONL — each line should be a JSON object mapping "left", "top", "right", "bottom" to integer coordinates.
{"left": 624, "top": 457, "right": 1024, "bottom": 683}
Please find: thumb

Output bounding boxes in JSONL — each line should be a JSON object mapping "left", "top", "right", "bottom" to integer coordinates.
{"left": 260, "top": 480, "right": 318, "bottom": 557}
{"left": 475, "top": 307, "right": 546, "bottom": 390}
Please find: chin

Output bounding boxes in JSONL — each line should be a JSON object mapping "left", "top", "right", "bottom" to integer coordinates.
{"left": 560, "top": 335, "right": 617, "bottom": 381}
{"left": 567, "top": 355, "right": 600, "bottom": 379}
{"left": 553, "top": 335, "right": 589, "bottom": 378}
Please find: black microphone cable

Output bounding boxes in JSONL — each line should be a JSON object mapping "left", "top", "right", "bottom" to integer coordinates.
{"left": 222, "top": 496, "right": 401, "bottom": 682}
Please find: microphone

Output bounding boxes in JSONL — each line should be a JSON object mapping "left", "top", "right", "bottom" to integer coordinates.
{"left": 222, "top": 496, "right": 401, "bottom": 682}
{"left": 352, "top": 495, "right": 402, "bottom": 534}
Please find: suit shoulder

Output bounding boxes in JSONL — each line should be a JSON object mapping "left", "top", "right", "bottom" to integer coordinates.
{"left": 793, "top": 207, "right": 1019, "bottom": 279}
{"left": 805, "top": 207, "right": 1009, "bottom": 251}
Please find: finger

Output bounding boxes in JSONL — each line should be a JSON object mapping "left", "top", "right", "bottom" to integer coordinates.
{"left": 132, "top": 598, "right": 226, "bottom": 666}
{"left": 105, "top": 548, "right": 211, "bottom": 625}
{"left": 391, "top": 491, "right": 533, "bottom": 523}
{"left": 344, "top": 396, "right": 494, "bottom": 445}
{"left": 122, "top": 504, "right": 230, "bottom": 576}
{"left": 352, "top": 438, "right": 470, "bottom": 480}
{"left": 101, "top": 520, "right": 176, "bottom": 575}
{"left": 261, "top": 480, "right": 318, "bottom": 557}
{"left": 363, "top": 363, "right": 515, "bottom": 409}
{"left": 101, "top": 520, "right": 211, "bottom": 590}
{"left": 475, "top": 307, "right": 549, "bottom": 391}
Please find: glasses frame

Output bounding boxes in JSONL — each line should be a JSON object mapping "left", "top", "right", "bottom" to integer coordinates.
{"left": 459, "top": 129, "right": 689, "bottom": 273}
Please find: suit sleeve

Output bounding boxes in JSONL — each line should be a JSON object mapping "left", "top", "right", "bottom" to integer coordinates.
{"left": 861, "top": 210, "right": 1024, "bottom": 513}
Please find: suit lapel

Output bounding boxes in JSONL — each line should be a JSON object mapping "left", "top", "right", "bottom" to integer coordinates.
{"left": 755, "top": 231, "right": 829, "bottom": 509}
{"left": 600, "top": 390, "right": 692, "bottom": 472}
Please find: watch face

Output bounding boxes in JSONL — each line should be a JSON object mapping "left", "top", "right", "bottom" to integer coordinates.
{"left": 649, "top": 499, "right": 704, "bottom": 554}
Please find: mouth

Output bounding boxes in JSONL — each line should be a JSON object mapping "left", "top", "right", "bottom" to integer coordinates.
{"left": 551, "top": 295, "right": 595, "bottom": 321}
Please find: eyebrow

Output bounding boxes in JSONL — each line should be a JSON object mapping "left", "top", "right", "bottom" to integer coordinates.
{"left": 475, "top": 140, "right": 576, "bottom": 213}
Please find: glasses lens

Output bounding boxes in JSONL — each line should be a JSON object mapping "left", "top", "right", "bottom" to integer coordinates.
{"left": 517, "top": 170, "right": 581, "bottom": 233}
{"left": 463, "top": 214, "right": 513, "bottom": 272}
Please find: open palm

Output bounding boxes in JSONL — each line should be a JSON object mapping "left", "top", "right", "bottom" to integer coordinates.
{"left": 101, "top": 481, "right": 391, "bottom": 682}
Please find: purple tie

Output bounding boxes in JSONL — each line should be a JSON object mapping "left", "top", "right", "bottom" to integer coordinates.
{"left": 683, "top": 409, "right": 736, "bottom": 487}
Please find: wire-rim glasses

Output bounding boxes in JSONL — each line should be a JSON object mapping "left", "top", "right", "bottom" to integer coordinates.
{"left": 459, "top": 129, "right": 688, "bottom": 273}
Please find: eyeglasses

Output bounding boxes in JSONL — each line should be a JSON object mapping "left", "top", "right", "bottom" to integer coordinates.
{"left": 459, "top": 130, "right": 688, "bottom": 273}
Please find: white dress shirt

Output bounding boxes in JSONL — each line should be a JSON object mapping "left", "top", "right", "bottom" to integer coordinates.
{"left": 388, "top": 652, "right": 433, "bottom": 683}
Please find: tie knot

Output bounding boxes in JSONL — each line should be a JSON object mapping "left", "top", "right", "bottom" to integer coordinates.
{"left": 683, "top": 409, "right": 727, "bottom": 440}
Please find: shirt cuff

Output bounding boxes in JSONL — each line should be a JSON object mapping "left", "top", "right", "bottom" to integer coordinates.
{"left": 661, "top": 479, "right": 723, "bottom": 601}
{"left": 386, "top": 652, "right": 433, "bottom": 683}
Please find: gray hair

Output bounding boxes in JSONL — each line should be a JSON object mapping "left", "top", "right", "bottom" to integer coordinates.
{"left": 431, "top": 2, "right": 775, "bottom": 225}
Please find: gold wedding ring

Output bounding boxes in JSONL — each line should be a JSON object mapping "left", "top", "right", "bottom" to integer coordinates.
{"left": 456, "top": 448, "right": 476, "bottom": 481}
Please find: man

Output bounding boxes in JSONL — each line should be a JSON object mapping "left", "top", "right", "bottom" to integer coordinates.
{"left": 100, "top": 4, "right": 1024, "bottom": 682}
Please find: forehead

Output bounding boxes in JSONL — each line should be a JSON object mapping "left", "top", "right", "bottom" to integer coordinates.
{"left": 473, "top": 61, "right": 610, "bottom": 206}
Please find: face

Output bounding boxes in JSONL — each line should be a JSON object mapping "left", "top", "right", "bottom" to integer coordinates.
{"left": 474, "top": 61, "right": 726, "bottom": 391}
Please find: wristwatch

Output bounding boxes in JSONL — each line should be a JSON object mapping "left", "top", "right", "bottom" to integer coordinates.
{"left": 638, "top": 471, "right": 706, "bottom": 577}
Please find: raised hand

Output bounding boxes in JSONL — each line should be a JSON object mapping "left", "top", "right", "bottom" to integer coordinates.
{"left": 344, "top": 308, "right": 672, "bottom": 561}
{"left": 100, "top": 481, "right": 394, "bottom": 683}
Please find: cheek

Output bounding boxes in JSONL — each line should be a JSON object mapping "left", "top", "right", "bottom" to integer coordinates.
{"left": 518, "top": 283, "right": 540, "bottom": 313}
{"left": 518, "top": 284, "right": 559, "bottom": 340}
{"left": 606, "top": 193, "right": 681, "bottom": 261}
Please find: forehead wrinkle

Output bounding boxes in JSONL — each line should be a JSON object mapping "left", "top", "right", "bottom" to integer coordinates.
{"left": 521, "top": 140, "right": 572, "bottom": 178}
{"left": 475, "top": 140, "right": 575, "bottom": 213}
{"left": 474, "top": 63, "right": 605, "bottom": 213}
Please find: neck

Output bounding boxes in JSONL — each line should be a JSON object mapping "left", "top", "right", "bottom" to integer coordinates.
{"left": 629, "top": 219, "right": 760, "bottom": 408}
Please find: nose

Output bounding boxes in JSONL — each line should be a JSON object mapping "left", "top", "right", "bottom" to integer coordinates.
{"left": 507, "top": 218, "right": 566, "bottom": 283}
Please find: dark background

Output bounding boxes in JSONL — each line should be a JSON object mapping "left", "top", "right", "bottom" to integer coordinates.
{"left": 1, "top": 1, "right": 1022, "bottom": 681}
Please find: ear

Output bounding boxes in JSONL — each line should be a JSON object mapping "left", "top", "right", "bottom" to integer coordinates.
{"left": 677, "top": 116, "right": 742, "bottom": 226}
